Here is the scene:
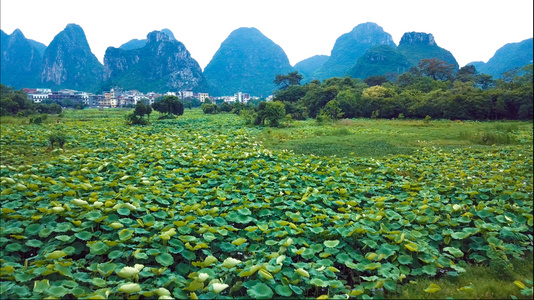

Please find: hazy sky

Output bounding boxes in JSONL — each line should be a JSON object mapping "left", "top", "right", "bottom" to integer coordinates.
{"left": 1, "top": 0, "right": 533, "bottom": 70}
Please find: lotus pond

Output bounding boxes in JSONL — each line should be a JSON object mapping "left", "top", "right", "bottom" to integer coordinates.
{"left": 0, "top": 110, "right": 533, "bottom": 299}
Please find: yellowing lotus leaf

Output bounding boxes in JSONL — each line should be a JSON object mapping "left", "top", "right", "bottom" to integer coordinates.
{"left": 46, "top": 250, "right": 67, "bottom": 260}
{"left": 117, "top": 266, "right": 140, "bottom": 278}
{"left": 118, "top": 283, "right": 141, "bottom": 294}
{"left": 296, "top": 268, "right": 310, "bottom": 278}
{"left": 212, "top": 283, "right": 229, "bottom": 294}
{"left": 222, "top": 257, "right": 242, "bottom": 268}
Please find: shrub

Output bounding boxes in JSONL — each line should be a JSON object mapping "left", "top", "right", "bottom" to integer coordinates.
{"left": 49, "top": 132, "right": 67, "bottom": 149}
{"left": 264, "top": 101, "right": 286, "bottom": 127}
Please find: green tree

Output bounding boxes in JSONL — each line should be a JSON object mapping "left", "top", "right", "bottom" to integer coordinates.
{"left": 274, "top": 71, "right": 303, "bottom": 90}
{"left": 152, "top": 95, "right": 184, "bottom": 116}
{"left": 319, "top": 100, "right": 343, "bottom": 120}
{"left": 263, "top": 101, "right": 286, "bottom": 127}
{"left": 418, "top": 58, "right": 456, "bottom": 81}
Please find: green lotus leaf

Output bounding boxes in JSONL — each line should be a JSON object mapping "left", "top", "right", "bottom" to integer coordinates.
{"left": 247, "top": 282, "right": 273, "bottom": 299}
{"left": 89, "top": 241, "right": 109, "bottom": 255}
{"left": 56, "top": 235, "right": 74, "bottom": 242}
{"left": 310, "top": 278, "right": 328, "bottom": 287}
{"left": 156, "top": 253, "right": 174, "bottom": 266}
{"left": 33, "top": 279, "right": 50, "bottom": 293}
{"left": 134, "top": 252, "right": 148, "bottom": 259}
{"left": 310, "top": 227, "right": 324, "bottom": 234}
{"left": 444, "top": 247, "right": 464, "bottom": 258}
{"left": 422, "top": 264, "right": 437, "bottom": 275}
{"left": 451, "top": 232, "right": 469, "bottom": 239}
{"left": 48, "top": 285, "right": 69, "bottom": 297}
{"left": 237, "top": 208, "right": 251, "bottom": 215}
{"left": 323, "top": 240, "right": 339, "bottom": 248}
{"left": 273, "top": 284, "right": 292, "bottom": 297}
{"left": 181, "top": 250, "right": 196, "bottom": 261}
{"left": 397, "top": 255, "right": 413, "bottom": 265}
{"left": 235, "top": 214, "right": 253, "bottom": 224}
{"left": 25, "top": 224, "right": 42, "bottom": 236}
{"left": 75, "top": 231, "right": 93, "bottom": 241}
{"left": 108, "top": 250, "right": 123, "bottom": 260}
{"left": 25, "top": 239, "right": 44, "bottom": 248}
{"left": 5, "top": 243, "right": 21, "bottom": 252}
{"left": 119, "top": 229, "right": 133, "bottom": 241}
{"left": 117, "top": 207, "right": 130, "bottom": 216}
{"left": 38, "top": 228, "right": 53, "bottom": 238}
{"left": 91, "top": 278, "right": 107, "bottom": 287}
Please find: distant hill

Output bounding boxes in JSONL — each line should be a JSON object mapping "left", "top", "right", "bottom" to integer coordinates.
{"left": 312, "top": 22, "right": 396, "bottom": 80}
{"left": 348, "top": 45, "right": 411, "bottom": 79}
{"left": 397, "top": 32, "right": 459, "bottom": 70}
{"left": 294, "top": 55, "right": 329, "bottom": 83}
{"left": 39, "top": 23, "right": 104, "bottom": 92}
{"left": 104, "top": 30, "right": 207, "bottom": 93}
{"left": 203, "top": 27, "right": 294, "bottom": 97}
{"left": 347, "top": 32, "right": 459, "bottom": 80}
{"left": 467, "top": 38, "right": 533, "bottom": 78}
{"left": 1, "top": 29, "right": 43, "bottom": 89}
{"left": 119, "top": 28, "right": 176, "bottom": 50}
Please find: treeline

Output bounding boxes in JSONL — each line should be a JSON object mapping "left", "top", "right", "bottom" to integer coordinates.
{"left": 0, "top": 84, "right": 62, "bottom": 116}
{"left": 272, "top": 61, "right": 533, "bottom": 122}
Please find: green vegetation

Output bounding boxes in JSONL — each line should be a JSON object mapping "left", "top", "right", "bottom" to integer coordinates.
{"left": 0, "top": 84, "right": 62, "bottom": 117}
{"left": 259, "top": 118, "right": 532, "bottom": 158}
{"left": 273, "top": 63, "right": 533, "bottom": 122}
{"left": 0, "top": 109, "right": 532, "bottom": 299}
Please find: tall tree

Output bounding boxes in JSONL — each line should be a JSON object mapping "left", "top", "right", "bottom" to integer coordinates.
{"left": 274, "top": 71, "right": 303, "bottom": 90}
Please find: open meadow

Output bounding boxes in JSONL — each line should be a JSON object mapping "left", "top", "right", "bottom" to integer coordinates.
{"left": 1, "top": 109, "right": 532, "bottom": 299}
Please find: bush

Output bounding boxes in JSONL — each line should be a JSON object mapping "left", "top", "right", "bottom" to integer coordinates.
{"left": 49, "top": 132, "right": 67, "bottom": 149}
{"left": 239, "top": 109, "right": 257, "bottom": 125}
{"left": 125, "top": 113, "right": 149, "bottom": 126}
{"left": 264, "top": 101, "right": 286, "bottom": 127}
{"left": 201, "top": 103, "right": 218, "bottom": 114}
{"left": 29, "top": 114, "right": 46, "bottom": 124}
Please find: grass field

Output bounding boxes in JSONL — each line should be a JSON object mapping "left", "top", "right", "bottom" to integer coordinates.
{"left": 0, "top": 109, "right": 532, "bottom": 299}
{"left": 259, "top": 118, "right": 532, "bottom": 158}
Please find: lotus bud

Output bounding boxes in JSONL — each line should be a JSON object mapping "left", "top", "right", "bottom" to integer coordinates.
{"left": 197, "top": 272, "right": 209, "bottom": 282}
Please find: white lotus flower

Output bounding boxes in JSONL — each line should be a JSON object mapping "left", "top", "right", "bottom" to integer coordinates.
{"left": 198, "top": 272, "right": 209, "bottom": 282}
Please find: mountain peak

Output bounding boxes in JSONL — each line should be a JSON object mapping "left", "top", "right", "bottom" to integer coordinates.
{"left": 312, "top": 22, "right": 396, "bottom": 80}
{"left": 399, "top": 32, "right": 436, "bottom": 46}
{"left": 147, "top": 30, "right": 171, "bottom": 43}
{"left": 203, "top": 27, "right": 293, "bottom": 96}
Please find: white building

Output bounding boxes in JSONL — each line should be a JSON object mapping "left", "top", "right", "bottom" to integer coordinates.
{"left": 28, "top": 93, "right": 49, "bottom": 103}
{"left": 198, "top": 93, "right": 210, "bottom": 102}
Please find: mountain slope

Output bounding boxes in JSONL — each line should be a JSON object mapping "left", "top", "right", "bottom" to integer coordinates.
{"left": 468, "top": 38, "right": 533, "bottom": 78}
{"left": 39, "top": 23, "right": 103, "bottom": 91}
{"left": 203, "top": 27, "right": 294, "bottom": 97}
{"left": 347, "top": 45, "right": 411, "bottom": 79}
{"left": 397, "top": 32, "right": 459, "bottom": 70}
{"left": 104, "top": 30, "right": 207, "bottom": 93}
{"left": 1, "top": 29, "right": 43, "bottom": 89}
{"left": 312, "top": 22, "right": 396, "bottom": 80}
{"left": 294, "top": 55, "right": 329, "bottom": 83}
{"left": 119, "top": 28, "right": 176, "bottom": 50}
